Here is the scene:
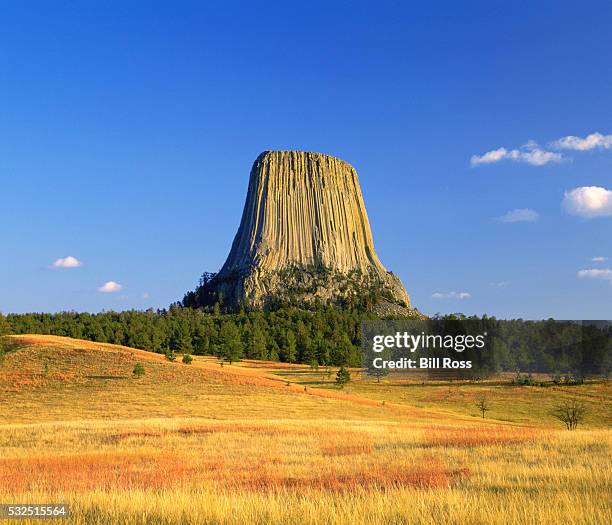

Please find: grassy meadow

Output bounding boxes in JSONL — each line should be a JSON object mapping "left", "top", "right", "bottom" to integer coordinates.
{"left": 0, "top": 335, "right": 610, "bottom": 524}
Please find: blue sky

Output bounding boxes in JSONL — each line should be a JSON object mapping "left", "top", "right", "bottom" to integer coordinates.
{"left": 1, "top": 1, "right": 611, "bottom": 319}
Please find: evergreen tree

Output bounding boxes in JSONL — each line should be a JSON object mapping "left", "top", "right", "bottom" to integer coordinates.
{"left": 0, "top": 313, "right": 10, "bottom": 336}
{"left": 250, "top": 322, "right": 268, "bottom": 360}
{"left": 192, "top": 318, "right": 213, "bottom": 355}
{"left": 366, "top": 359, "right": 389, "bottom": 382}
{"left": 169, "top": 315, "right": 193, "bottom": 354}
{"left": 219, "top": 321, "right": 243, "bottom": 364}
{"left": 267, "top": 338, "right": 280, "bottom": 361}
{"left": 241, "top": 320, "right": 253, "bottom": 357}
{"left": 295, "top": 320, "right": 314, "bottom": 363}
{"left": 280, "top": 329, "right": 297, "bottom": 363}
{"left": 330, "top": 333, "right": 355, "bottom": 366}
{"left": 314, "top": 332, "right": 330, "bottom": 366}
{"left": 132, "top": 362, "right": 145, "bottom": 378}
{"left": 336, "top": 366, "right": 351, "bottom": 388}
{"left": 176, "top": 329, "right": 193, "bottom": 354}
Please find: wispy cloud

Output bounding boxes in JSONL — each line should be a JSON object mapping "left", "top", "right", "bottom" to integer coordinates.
{"left": 552, "top": 132, "right": 612, "bottom": 151}
{"left": 470, "top": 147, "right": 509, "bottom": 165}
{"left": 577, "top": 268, "right": 612, "bottom": 283}
{"left": 142, "top": 292, "right": 150, "bottom": 299}
{"left": 473, "top": 132, "right": 612, "bottom": 167}
{"left": 563, "top": 186, "right": 612, "bottom": 218}
{"left": 491, "top": 281, "right": 509, "bottom": 287}
{"left": 97, "top": 281, "right": 122, "bottom": 293}
{"left": 471, "top": 142, "right": 563, "bottom": 167}
{"left": 497, "top": 208, "right": 539, "bottom": 223}
{"left": 51, "top": 256, "right": 82, "bottom": 269}
{"left": 432, "top": 291, "right": 471, "bottom": 299}
{"left": 592, "top": 256, "right": 608, "bottom": 263}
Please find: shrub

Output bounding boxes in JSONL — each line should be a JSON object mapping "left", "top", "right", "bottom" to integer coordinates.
{"left": 165, "top": 350, "right": 177, "bottom": 362}
{"left": 553, "top": 371, "right": 583, "bottom": 385}
{"left": 551, "top": 399, "right": 587, "bottom": 430}
{"left": 182, "top": 354, "right": 193, "bottom": 365}
{"left": 513, "top": 371, "right": 535, "bottom": 386}
{"left": 336, "top": 366, "right": 351, "bottom": 388}
{"left": 132, "top": 362, "right": 145, "bottom": 378}
{"left": 564, "top": 372, "right": 584, "bottom": 385}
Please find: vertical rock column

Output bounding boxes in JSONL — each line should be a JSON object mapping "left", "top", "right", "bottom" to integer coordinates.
{"left": 215, "top": 150, "right": 411, "bottom": 308}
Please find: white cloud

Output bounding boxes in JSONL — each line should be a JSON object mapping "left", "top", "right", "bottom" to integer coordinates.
{"left": 518, "top": 146, "right": 564, "bottom": 166}
{"left": 497, "top": 208, "right": 540, "bottom": 223}
{"left": 471, "top": 143, "right": 563, "bottom": 167}
{"left": 97, "top": 281, "right": 122, "bottom": 293}
{"left": 142, "top": 292, "right": 150, "bottom": 299}
{"left": 51, "top": 256, "right": 82, "bottom": 268}
{"left": 562, "top": 186, "right": 612, "bottom": 218}
{"left": 552, "top": 132, "right": 612, "bottom": 151}
{"left": 432, "top": 291, "right": 471, "bottom": 299}
{"left": 592, "top": 256, "right": 608, "bottom": 263}
{"left": 491, "top": 281, "right": 509, "bottom": 287}
{"left": 577, "top": 268, "right": 612, "bottom": 283}
{"left": 473, "top": 132, "right": 612, "bottom": 167}
{"left": 470, "top": 147, "right": 509, "bottom": 165}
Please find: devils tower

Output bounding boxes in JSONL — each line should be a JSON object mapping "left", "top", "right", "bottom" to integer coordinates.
{"left": 185, "top": 150, "right": 413, "bottom": 314}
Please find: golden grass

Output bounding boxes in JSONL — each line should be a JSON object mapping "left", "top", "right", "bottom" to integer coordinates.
{"left": 264, "top": 358, "right": 612, "bottom": 428}
{"left": 0, "top": 336, "right": 610, "bottom": 524}
{"left": 423, "top": 424, "right": 546, "bottom": 447}
{"left": 0, "top": 420, "right": 609, "bottom": 523}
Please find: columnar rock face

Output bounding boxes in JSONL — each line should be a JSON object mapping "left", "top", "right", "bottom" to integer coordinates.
{"left": 211, "top": 150, "right": 411, "bottom": 311}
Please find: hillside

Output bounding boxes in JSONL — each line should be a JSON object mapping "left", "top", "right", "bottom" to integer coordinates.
{"left": 1, "top": 334, "right": 429, "bottom": 424}
{"left": 6, "top": 334, "right": 609, "bottom": 427}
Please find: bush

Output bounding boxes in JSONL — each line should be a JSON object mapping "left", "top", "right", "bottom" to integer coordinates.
{"left": 551, "top": 399, "right": 587, "bottom": 430}
{"left": 336, "top": 366, "right": 351, "bottom": 388}
{"left": 132, "top": 362, "right": 145, "bottom": 378}
{"left": 564, "top": 372, "right": 584, "bottom": 385}
{"left": 165, "top": 350, "right": 177, "bottom": 362}
{"left": 182, "top": 354, "right": 193, "bottom": 365}
{"left": 553, "top": 371, "right": 583, "bottom": 385}
{"left": 513, "top": 371, "right": 535, "bottom": 386}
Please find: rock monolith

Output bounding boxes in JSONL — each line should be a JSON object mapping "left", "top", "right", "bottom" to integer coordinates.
{"left": 187, "top": 150, "right": 413, "bottom": 314}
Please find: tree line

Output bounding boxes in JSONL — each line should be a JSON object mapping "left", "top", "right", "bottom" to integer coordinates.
{"left": 1, "top": 309, "right": 609, "bottom": 375}
{"left": 1, "top": 306, "right": 366, "bottom": 366}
